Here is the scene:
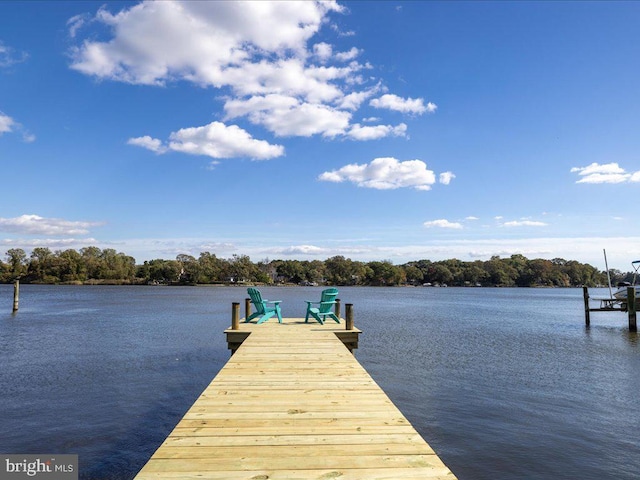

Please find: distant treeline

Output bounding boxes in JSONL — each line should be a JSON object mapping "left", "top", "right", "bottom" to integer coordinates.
{"left": 0, "top": 246, "right": 629, "bottom": 287}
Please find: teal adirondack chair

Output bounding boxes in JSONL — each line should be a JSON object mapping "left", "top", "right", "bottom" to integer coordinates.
{"left": 246, "top": 287, "right": 283, "bottom": 324}
{"left": 305, "top": 288, "right": 340, "bottom": 324}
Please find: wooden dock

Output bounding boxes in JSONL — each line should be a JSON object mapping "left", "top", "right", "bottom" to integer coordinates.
{"left": 134, "top": 316, "right": 457, "bottom": 479}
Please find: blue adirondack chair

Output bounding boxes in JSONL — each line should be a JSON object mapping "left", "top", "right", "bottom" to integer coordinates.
{"left": 305, "top": 288, "right": 340, "bottom": 324}
{"left": 246, "top": 287, "right": 283, "bottom": 324}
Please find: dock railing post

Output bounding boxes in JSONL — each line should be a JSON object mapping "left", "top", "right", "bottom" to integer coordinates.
{"left": 335, "top": 298, "right": 341, "bottom": 320}
{"left": 12, "top": 280, "right": 19, "bottom": 313}
{"left": 232, "top": 302, "right": 240, "bottom": 330}
{"left": 583, "top": 286, "right": 590, "bottom": 327}
{"left": 628, "top": 286, "right": 637, "bottom": 332}
{"left": 345, "top": 303, "right": 354, "bottom": 330}
{"left": 245, "top": 298, "right": 251, "bottom": 323}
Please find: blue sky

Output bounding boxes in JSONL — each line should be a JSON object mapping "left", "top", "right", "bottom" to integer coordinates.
{"left": 1, "top": 1, "right": 639, "bottom": 270}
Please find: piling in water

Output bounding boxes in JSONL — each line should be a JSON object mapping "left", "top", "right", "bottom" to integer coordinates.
{"left": 628, "top": 286, "right": 637, "bottom": 332}
{"left": 12, "top": 280, "right": 19, "bottom": 313}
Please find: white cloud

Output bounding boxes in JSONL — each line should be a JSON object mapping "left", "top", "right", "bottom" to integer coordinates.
{"left": 221, "top": 59, "right": 352, "bottom": 103}
{"left": 70, "top": 1, "right": 344, "bottom": 84}
{"left": 319, "top": 157, "right": 437, "bottom": 190}
{"left": 66, "top": 14, "right": 91, "bottom": 39}
{"left": 127, "top": 135, "right": 166, "bottom": 153}
{"left": 337, "top": 87, "right": 378, "bottom": 111}
{"left": 275, "top": 245, "right": 328, "bottom": 255}
{"left": 0, "top": 41, "right": 28, "bottom": 68}
{"left": 502, "top": 220, "right": 548, "bottom": 227}
{"left": 346, "top": 123, "right": 407, "bottom": 140}
{"left": 313, "top": 42, "right": 333, "bottom": 62}
{"left": 370, "top": 94, "right": 433, "bottom": 114}
{"left": 439, "top": 171, "right": 455, "bottom": 185}
{"left": 129, "top": 122, "right": 284, "bottom": 159}
{"left": 0, "top": 111, "right": 15, "bottom": 134}
{"left": 335, "top": 47, "right": 360, "bottom": 62}
{"left": 0, "top": 111, "right": 35, "bottom": 142}
{"left": 165, "top": 121, "right": 285, "bottom": 159}
{"left": 0, "top": 215, "right": 103, "bottom": 236}
{"left": 225, "top": 94, "right": 351, "bottom": 137}
{"left": 570, "top": 162, "right": 640, "bottom": 184}
{"left": 68, "top": 2, "right": 440, "bottom": 146}
{"left": 424, "top": 219, "right": 463, "bottom": 229}
{"left": 465, "top": 216, "right": 479, "bottom": 221}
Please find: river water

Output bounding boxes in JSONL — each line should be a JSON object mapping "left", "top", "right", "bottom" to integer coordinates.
{"left": 0, "top": 285, "right": 638, "bottom": 479}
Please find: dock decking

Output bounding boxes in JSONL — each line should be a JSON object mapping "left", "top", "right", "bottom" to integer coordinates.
{"left": 134, "top": 318, "right": 456, "bottom": 479}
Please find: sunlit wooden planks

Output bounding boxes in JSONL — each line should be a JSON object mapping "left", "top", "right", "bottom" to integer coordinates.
{"left": 134, "top": 318, "right": 457, "bottom": 480}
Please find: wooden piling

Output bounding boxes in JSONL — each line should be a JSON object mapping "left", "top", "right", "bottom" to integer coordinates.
{"left": 12, "top": 280, "right": 19, "bottom": 313}
{"left": 628, "top": 286, "right": 637, "bottom": 332}
{"left": 583, "top": 286, "right": 590, "bottom": 326}
{"left": 345, "top": 303, "right": 354, "bottom": 330}
{"left": 335, "top": 298, "right": 341, "bottom": 319}
{"left": 244, "top": 297, "right": 251, "bottom": 323}
{"left": 232, "top": 302, "right": 240, "bottom": 330}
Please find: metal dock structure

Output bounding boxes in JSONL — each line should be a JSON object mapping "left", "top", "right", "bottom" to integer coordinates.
{"left": 134, "top": 311, "right": 457, "bottom": 479}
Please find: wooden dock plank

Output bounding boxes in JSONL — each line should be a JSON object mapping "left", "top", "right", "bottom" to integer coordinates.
{"left": 134, "top": 318, "right": 456, "bottom": 479}
{"left": 136, "top": 467, "right": 453, "bottom": 480}
{"left": 162, "top": 433, "right": 427, "bottom": 447}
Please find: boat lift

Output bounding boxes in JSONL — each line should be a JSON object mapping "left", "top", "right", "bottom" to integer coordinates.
{"left": 582, "top": 253, "right": 639, "bottom": 331}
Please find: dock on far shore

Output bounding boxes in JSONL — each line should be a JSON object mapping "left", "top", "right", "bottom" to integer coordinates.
{"left": 134, "top": 309, "right": 457, "bottom": 479}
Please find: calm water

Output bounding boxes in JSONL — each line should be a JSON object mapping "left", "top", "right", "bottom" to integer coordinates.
{"left": 0, "top": 285, "right": 638, "bottom": 479}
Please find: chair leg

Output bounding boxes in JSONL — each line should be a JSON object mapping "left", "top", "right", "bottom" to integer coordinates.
{"left": 275, "top": 305, "right": 283, "bottom": 323}
{"left": 257, "top": 311, "right": 276, "bottom": 324}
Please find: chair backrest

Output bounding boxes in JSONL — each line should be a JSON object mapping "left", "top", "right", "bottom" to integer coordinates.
{"left": 318, "top": 288, "right": 339, "bottom": 314}
{"left": 247, "top": 287, "right": 266, "bottom": 314}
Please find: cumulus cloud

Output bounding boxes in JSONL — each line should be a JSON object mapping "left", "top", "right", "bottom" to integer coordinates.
{"left": 570, "top": 162, "right": 640, "bottom": 184}
{"left": 424, "top": 219, "right": 463, "bottom": 229}
{"left": 313, "top": 42, "right": 333, "bottom": 62}
{"left": 337, "top": 87, "right": 379, "bottom": 111}
{"left": 0, "top": 111, "right": 35, "bottom": 142}
{"left": 319, "top": 157, "right": 441, "bottom": 191}
{"left": 68, "top": 1, "right": 437, "bottom": 146}
{"left": 127, "top": 135, "right": 166, "bottom": 153}
{"left": 425, "top": 102, "right": 438, "bottom": 113}
{"left": 69, "top": 1, "right": 344, "bottom": 86}
{"left": 439, "top": 171, "right": 455, "bottom": 185}
{"left": 129, "top": 121, "right": 284, "bottom": 159}
{"left": 0, "top": 112, "right": 14, "bottom": 134}
{"left": 335, "top": 47, "right": 360, "bottom": 62}
{"left": 370, "top": 94, "right": 435, "bottom": 114}
{"left": 0, "top": 215, "right": 103, "bottom": 236}
{"left": 225, "top": 94, "right": 350, "bottom": 137}
{"left": 346, "top": 123, "right": 407, "bottom": 140}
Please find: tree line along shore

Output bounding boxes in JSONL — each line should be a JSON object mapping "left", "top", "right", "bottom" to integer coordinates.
{"left": 0, "top": 246, "right": 630, "bottom": 288}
